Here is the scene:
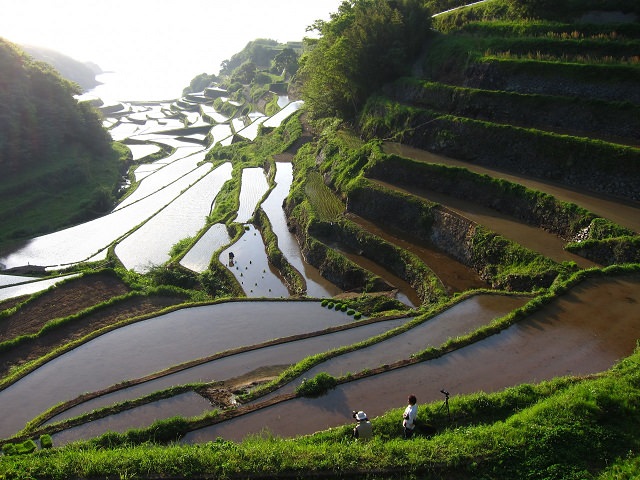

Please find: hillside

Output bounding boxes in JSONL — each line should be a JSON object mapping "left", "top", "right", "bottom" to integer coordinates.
{"left": 20, "top": 44, "right": 102, "bottom": 91}
{"left": 0, "top": 38, "right": 127, "bottom": 251}
{"left": 1, "top": 0, "right": 639, "bottom": 478}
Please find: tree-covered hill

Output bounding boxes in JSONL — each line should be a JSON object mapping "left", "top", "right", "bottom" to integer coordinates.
{"left": 20, "top": 44, "right": 102, "bottom": 91}
{"left": 0, "top": 38, "right": 127, "bottom": 250}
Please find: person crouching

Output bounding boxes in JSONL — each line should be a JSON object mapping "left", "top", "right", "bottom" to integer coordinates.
{"left": 352, "top": 410, "right": 372, "bottom": 440}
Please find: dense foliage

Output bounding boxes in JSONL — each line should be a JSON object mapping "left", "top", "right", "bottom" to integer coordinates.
{"left": 0, "top": 38, "right": 112, "bottom": 178}
{"left": 0, "top": 38, "right": 122, "bottom": 246}
{"left": 298, "top": 0, "right": 432, "bottom": 119}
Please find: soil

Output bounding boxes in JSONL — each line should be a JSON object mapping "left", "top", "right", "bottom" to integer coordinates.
{"left": 0, "top": 273, "right": 188, "bottom": 378}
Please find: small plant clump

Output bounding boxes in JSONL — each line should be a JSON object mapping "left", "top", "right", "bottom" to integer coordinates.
{"left": 295, "top": 372, "right": 338, "bottom": 397}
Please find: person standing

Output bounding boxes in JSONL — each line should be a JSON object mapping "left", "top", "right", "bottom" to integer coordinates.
{"left": 352, "top": 410, "right": 373, "bottom": 440}
{"left": 402, "top": 394, "right": 418, "bottom": 439}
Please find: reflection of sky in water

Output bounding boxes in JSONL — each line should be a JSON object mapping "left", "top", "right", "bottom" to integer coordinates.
{"left": 0, "top": 275, "right": 78, "bottom": 301}
{"left": 263, "top": 101, "right": 303, "bottom": 128}
{"left": 220, "top": 224, "right": 289, "bottom": 298}
{"left": 201, "top": 105, "right": 229, "bottom": 123}
{"left": 236, "top": 168, "right": 269, "bottom": 223}
{"left": 116, "top": 163, "right": 233, "bottom": 272}
{"left": 115, "top": 148, "right": 206, "bottom": 209}
{"left": 0, "top": 274, "right": 36, "bottom": 286}
{"left": 261, "top": 163, "right": 340, "bottom": 298}
{"left": 180, "top": 223, "right": 231, "bottom": 273}
{"left": 0, "top": 301, "right": 349, "bottom": 439}
{"left": 237, "top": 116, "right": 267, "bottom": 141}
{"left": 0, "top": 155, "right": 213, "bottom": 270}
{"left": 127, "top": 144, "right": 161, "bottom": 161}
{"left": 211, "top": 124, "right": 233, "bottom": 145}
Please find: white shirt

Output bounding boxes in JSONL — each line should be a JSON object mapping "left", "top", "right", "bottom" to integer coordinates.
{"left": 403, "top": 403, "right": 417, "bottom": 429}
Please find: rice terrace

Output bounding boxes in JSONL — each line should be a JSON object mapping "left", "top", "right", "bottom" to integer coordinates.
{"left": 1, "top": 0, "right": 640, "bottom": 478}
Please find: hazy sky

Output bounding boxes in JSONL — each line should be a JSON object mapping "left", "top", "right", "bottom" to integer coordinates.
{"left": 0, "top": 0, "right": 343, "bottom": 100}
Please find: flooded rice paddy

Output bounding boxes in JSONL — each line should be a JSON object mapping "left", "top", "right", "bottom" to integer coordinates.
{"left": 48, "top": 316, "right": 411, "bottom": 444}
{"left": 0, "top": 301, "right": 356, "bottom": 439}
{"left": 261, "top": 163, "right": 341, "bottom": 298}
{"left": 220, "top": 225, "right": 290, "bottom": 298}
{"left": 116, "top": 162, "right": 233, "bottom": 272}
{"left": 183, "top": 275, "right": 640, "bottom": 443}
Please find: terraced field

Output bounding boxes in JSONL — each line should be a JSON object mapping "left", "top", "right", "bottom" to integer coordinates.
{"left": 1, "top": 2, "right": 639, "bottom": 460}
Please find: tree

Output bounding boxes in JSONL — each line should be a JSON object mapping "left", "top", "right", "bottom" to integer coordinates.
{"left": 299, "top": 0, "right": 431, "bottom": 120}
{"left": 231, "top": 61, "right": 258, "bottom": 84}
{"left": 272, "top": 47, "right": 299, "bottom": 76}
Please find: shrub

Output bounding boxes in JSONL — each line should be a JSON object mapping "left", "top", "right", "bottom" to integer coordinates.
{"left": 2, "top": 439, "right": 37, "bottom": 456}
{"left": 295, "top": 372, "right": 338, "bottom": 397}
{"left": 40, "top": 434, "right": 53, "bottom": 449}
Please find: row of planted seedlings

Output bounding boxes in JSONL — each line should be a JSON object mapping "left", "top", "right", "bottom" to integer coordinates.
{"left": 15, "top": 262, "right": 638, "bottom": 451}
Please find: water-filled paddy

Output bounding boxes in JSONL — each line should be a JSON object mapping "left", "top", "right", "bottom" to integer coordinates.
{"left": 0, "top": 275, "right": 78, "bottom": 301}
{"left": 116, "top": 162, "right": 232, "bottom": 272}
{"left": 180, "top": 223, "right": 232, "bottom": 273}
{"left": 183, "top": 275, "right": 640, "bottom": 443}
{"left": 47, "top": 316, "right": 409, "bottom": 442}
{"left": 261, "top": 162, "right": 341, "bottom": 298}
{"left": 0, "top": 301, "right": 353, "bottom": 438}
{"left": 236, "top": 168, "right": 269, "bottom": 223}
{"left": 220, "top": 225, "right": 289, "bottom": 298}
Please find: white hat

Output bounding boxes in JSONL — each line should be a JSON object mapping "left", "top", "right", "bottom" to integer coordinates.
{"left": 355, "top": 411, "right": 367, "bottom": 421}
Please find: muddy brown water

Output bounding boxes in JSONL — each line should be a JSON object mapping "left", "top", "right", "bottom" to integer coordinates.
{"left": 260, "top": 294, "right": 530, "bottom": 400}
{"left": 383, "top": 143, "right": 640, "bottom": 235}
{"left": 182, "top": 275, "right": 640, "bottom": 443}
{"left": 45, "top": 316, "right": 410, "bottom": 427}
{"left": 346, "top": 213, "right": 488, "bottom": 294}
{"left": 262, "top": 162, "right": 342, "bottom": 298}
{"left": 0, "top": 301, "right": 356, "bottom": 439}
{"left": 372, "top": 178, "right": 599, "bottom": 269}
{"left": 47, "top": 294, "right": 523, "bottom": 445}
{"left": 321, "top": 237, "right": 421, "bottom": 306}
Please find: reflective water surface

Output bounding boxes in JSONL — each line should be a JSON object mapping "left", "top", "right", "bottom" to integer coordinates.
{"left": 183, "top": 275, "right": 640, "bottom": 443}
{"left": 0, "top": 301, "right": 353, "bottom": 438}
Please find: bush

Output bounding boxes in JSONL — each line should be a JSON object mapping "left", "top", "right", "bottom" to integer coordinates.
{"left": 295, "top": 372, "right": 338, "bottom": 397}
{"left": 40, "top": 434, "right": 53, "bottom": 449}
{"left": 2, "top": 439, "right": 37, "bottom": 456}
